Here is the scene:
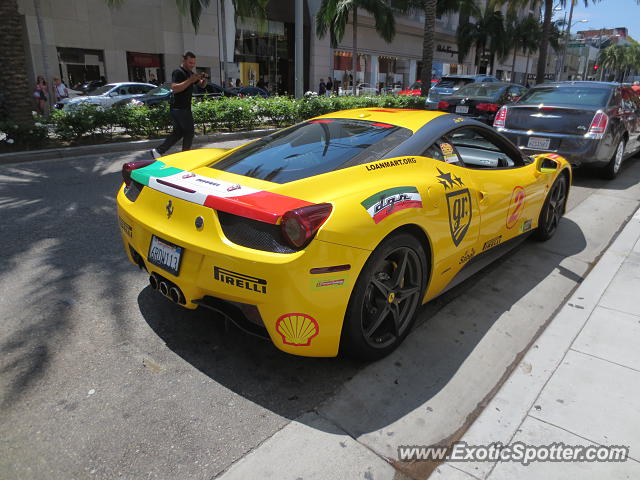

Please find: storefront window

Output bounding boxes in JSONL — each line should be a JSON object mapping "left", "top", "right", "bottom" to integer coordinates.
{"left": 57, "top": 47, "right": 105, "bottom": 89}
{"left": 126, "top": 52, "right": 165, "bottom": 85}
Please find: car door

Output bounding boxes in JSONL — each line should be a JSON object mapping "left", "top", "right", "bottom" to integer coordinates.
{"left": 621, "top": 87, "right": 640, "bottom": 153}
{"left": 442, "top": 126, "right": 548, "bottom": 247}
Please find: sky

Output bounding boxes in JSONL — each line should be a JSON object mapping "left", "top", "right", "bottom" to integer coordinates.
{"left": 563, "top": 0, "right": 640, "bottom": 40}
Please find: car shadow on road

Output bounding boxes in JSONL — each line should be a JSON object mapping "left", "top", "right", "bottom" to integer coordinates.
{"left": 138, "top": 218, "right": 588, "bottom": 434}
{"left": 571, "top": 154, "right": 640, "bottom": 191}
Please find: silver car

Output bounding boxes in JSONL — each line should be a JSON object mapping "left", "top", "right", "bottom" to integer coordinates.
{"left": 60, "top": 82, "right": 156, "bottom": 111}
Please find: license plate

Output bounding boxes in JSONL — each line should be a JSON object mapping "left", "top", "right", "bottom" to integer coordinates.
{"left": 455, "top": 105, "right": 469, "bottom": 114}
{"left": 148, "top": 235, "right": 183, "bottom": 276}
{"left": 527, "top": 136, "right": 551, "bottom": 149}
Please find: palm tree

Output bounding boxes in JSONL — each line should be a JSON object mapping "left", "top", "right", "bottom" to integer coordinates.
{"left": 0, "top": 0, "right": 34, "bottom": 125}
{"left": 316, "top": 0, "right": 396, "bottom": 95}
{"left": 503, "top": 13, "right": 539, "bottom": 83}
{"left": 456, "top": 1, "right": 505, "bottom": 76}
{"left": 599, "top": 44, "right": 636, "bottom": 82}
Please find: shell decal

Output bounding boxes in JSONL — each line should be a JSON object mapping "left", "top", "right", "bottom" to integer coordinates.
{"left": 276, "top": 313, "right": 319, "bottom": 346}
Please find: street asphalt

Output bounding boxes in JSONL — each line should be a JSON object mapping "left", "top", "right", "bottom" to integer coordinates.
{"left": 1, "top": 139, "right": 639, "bottom": 479}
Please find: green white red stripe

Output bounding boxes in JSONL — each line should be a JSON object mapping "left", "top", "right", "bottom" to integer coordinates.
{"left": 361, "top": 186, "right": 423, "bottom": 224}
{"left": 130, "top": 161, "right": 312, "bottom": 224}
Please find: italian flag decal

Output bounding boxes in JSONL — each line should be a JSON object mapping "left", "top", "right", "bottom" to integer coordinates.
{"left": 129, "top": 161, "right": 312, "bottom": 224}
{"left": 361, "top": 186, "right": 423, "bottom": 224}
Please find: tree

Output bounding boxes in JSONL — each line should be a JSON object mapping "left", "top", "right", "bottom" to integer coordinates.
{"left": 0, "top": 0, "right": 34, "bottom": 125}
{"left": 503, "top": 13, "right": 539, "bottom": 82}
{"left": 316, "top": 0, "right": 396, "bottom": 95}
{"left": 455, "top": 0, "right": 505, "bottom": 76}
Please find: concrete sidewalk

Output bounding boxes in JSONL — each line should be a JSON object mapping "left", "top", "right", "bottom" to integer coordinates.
{"left": 215, "top": 207, "right": 640, "bottom": 480}
{"left": 432, "top": 206, "right": 640, "bottom": 480}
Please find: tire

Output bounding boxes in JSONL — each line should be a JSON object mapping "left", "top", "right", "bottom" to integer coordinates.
{"left": 602, "top": 138, "right": 625, "bottom": 180}
{"left": 340, "top": 233, "right": 428, "bottom": 361}
{"left": 534, "top": 175, "right": 568, "bottom": 241}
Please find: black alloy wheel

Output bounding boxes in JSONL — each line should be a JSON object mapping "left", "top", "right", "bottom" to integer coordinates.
{"left": 535, "top": 175, "right": 567, "bottom": 241}
{"left": 341, "top": 233, "right": 427, "bottom": 360}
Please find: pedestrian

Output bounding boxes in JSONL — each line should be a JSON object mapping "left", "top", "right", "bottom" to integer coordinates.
{"left": 53, "top": 76, "right": 68, "bottom": 102}
{"left": 33, "top": 76, "right": 47, "bottom": 115}
{"left": 632, "top": 81, "right": 640, "bottom": 93}
{"left": 150, "top": 51, "right": 207, "bottom": 159}
{"left": 325, "top": 77, "right": 333, "bottom": 96}
{"left": 318, "top": 78, "right": 326, "bottom": 96}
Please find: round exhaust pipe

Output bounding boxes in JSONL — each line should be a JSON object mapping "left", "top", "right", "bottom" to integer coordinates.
{"left": 169, "top": 287, "right": 181, "bottom": 304}
{"left": 159, "top": 281, "right": 169, "bottom": 296}
{"left": 149, "top": 274, "right": 159, "bottom": 290}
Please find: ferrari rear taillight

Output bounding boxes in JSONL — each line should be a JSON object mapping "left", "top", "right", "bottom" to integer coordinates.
{"left": 437, "top": 101, "right": 450, "bottom": 110}
{"left": 493, "top": 106, "right": 508, "bottom": 127}
{"left": 588, "top": 111, "right": 609, "bottom": 135}
{"left": 122, "top": 159, "right": 155, "bottom": 186}
{"left": 476, "top": 103, "right": 499, "bottom": 112}
{"left": 281, "top": 203, "right": 333, "bottom": 249}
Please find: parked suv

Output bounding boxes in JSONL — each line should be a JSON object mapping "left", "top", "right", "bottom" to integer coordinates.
{"left": 425, "top": 74, "right": 499, "bottom": 108}
{"left": 494, "top": 81, "right": 640, "bottom": 179}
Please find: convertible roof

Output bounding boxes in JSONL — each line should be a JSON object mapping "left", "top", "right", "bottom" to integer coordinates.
{"left": 312, "top": 108, "right": 448, "bottom": 133}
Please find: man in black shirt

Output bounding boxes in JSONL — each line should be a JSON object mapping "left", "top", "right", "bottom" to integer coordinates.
{"left": 151, "top": 51, "right": 207, "bottom": 158}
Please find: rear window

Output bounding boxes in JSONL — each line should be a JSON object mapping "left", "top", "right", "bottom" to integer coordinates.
{"left": 436, "top": 77, "right": 474, "bottom": 89}
{"left": 210, "top": 119, "right": 412, "bottom": 183}
{"left": 519, "top": 86, "right": 611, "bottom": 107}
{"left": 454, "top": 83, "right": 505, "bottom": 99}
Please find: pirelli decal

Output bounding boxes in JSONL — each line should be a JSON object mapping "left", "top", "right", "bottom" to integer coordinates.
{"left": 361, "top": 187, "right": 423, "bottom": 224}
{"left": 214, "top": 266, "right": 267, "bottom": 294}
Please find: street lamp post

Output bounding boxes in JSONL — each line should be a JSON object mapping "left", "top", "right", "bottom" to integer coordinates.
{"left": 557, "top": 0, "right": 588, "bottom": 81}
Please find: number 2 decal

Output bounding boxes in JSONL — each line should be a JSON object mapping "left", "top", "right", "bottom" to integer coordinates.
{"left": 506, "top": 186, "right": 526, "bottom": 229}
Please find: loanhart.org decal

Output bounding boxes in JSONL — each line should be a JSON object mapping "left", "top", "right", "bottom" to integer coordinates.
{"left": 129, "top": 161, "right": 312, "bottom": 224}
{"left": 361, "top": 186, "right": 423, "bottom": 224}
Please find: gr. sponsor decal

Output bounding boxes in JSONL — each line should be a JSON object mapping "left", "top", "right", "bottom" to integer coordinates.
{"left": 365, "top": 157, "right": 417, "bottom": 171}
{"left": 453, "top": 117, "right": 464, "bottom": 123}
{"left": 214, "top": 266, "right": 267, "bottom": 294}
{"left": 482, "top": 235, "right": 502, "bottom": 251}
{"left": 506, "top": 186, "right": 526, "bottom": 229}
{"left": 459, "top": 248, "right": 475, "bottom": 265}
{"left": 119, "top": 217, "right": 132, "bottom": 237}
{"left": 446, "top": 189, "right": 472, "bottom": 246}
{"left": 521, "top": 219, "right": 532, "bottom": 233}
{"left": 310, "top": 277, "right": 347, "bottom": 289}
{"left": 361, "top": 187, "right": 423, "bottom": 224}
{"left": 276, "top": 313, "right": 319, "bottom": 346}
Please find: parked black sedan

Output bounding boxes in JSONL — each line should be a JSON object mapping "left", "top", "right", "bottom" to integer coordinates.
{"left": 435, "top": 82, "right": 527, "bottom": 124}
{"left": 494, "top": 82, "right": 640, "bottom": 178}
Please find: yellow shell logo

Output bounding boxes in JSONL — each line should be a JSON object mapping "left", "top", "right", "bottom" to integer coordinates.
{"left": 276, "top": 313, "right": 319, "bottom": 346}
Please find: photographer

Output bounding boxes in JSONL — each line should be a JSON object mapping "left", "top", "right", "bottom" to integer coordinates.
{"left": 151, "top": 51, "right": 207, "bottom": 158}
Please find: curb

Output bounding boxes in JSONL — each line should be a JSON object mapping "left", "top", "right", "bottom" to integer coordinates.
{"left": 0, "top": 128, "right": 278, "bottom": 165}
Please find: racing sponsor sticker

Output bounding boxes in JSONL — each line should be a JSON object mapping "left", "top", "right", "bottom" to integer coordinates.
{"left": 361, "top": 187, "right": 423, "bottom": 224}
{"left": 119, "top": 217, "right": 132, "bottom": 237}
{"left": 446, "top": 188, "right": 473, "bottom": 246}
{"left": 482, "top": 235, "right": 502, "bottom": 251}
{"left": 435, "top": 168, "right": 464, "bottom": 190}
{"left": 521, "top": 219, "right": 533, "bottom": 233}
{"left": 506, "top": 186, "right": 526, "bottom": 229}
{"left": 276, "top": 313, "right": 319, "bottom": 346}
{"left": 310, "top": 277, "right": 347, "bottom": 290}
{"left": 440, "top": 143, "right": 454, "bottom": 155}
{"left": 459, "top": 248, "right": 475, "bottom": 265}
{"left": 364, "top": 157, "right": 417, "bottom": 171}
{"left": 214, "top": 266, "right": 267, "bottom": 294}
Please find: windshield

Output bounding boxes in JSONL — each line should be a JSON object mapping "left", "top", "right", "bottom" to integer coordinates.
{"left": 436, "top": 77, "right": 474, "bottom": 89}
{"left": 519, "top": 86, "right": 611, "bottom": 107}
{"left": 210, "top": 119, "right": 412, "bottom": 183}
{"left": 91, "top": 84, "right": 117, "bottom": 96}
{"left": 454, "top": 83, "right": 505, "bottom": 99}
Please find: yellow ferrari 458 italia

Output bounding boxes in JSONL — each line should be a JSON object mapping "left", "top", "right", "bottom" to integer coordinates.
{"left": 117, "top": 108, "right": 571, "bottom": 359}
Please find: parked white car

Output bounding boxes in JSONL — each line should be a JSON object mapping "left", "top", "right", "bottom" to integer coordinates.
{"left": 59, "top": 82, "right": 156, "bottom": 110}
{"left": 338, "top": 83, "right": 378, "bottom": 96}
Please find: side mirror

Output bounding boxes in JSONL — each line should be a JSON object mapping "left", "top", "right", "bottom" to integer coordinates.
{"left": 536, "top": 156, "right": 559, "bottom": 174}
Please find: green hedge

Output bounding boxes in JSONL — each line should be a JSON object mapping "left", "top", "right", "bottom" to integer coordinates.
{"left": 1, "top": 95, "right": 427, "bottom": 147}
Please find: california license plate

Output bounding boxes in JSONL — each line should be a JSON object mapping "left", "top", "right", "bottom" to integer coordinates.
{"left": 455, "top": 105, "right": 469, "bottom": 114}
{"left": 527, "top": 136, "right": 551, "bottom": 149}
{"left": 148, "top": 235, "right": 183, "bottom": 276}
